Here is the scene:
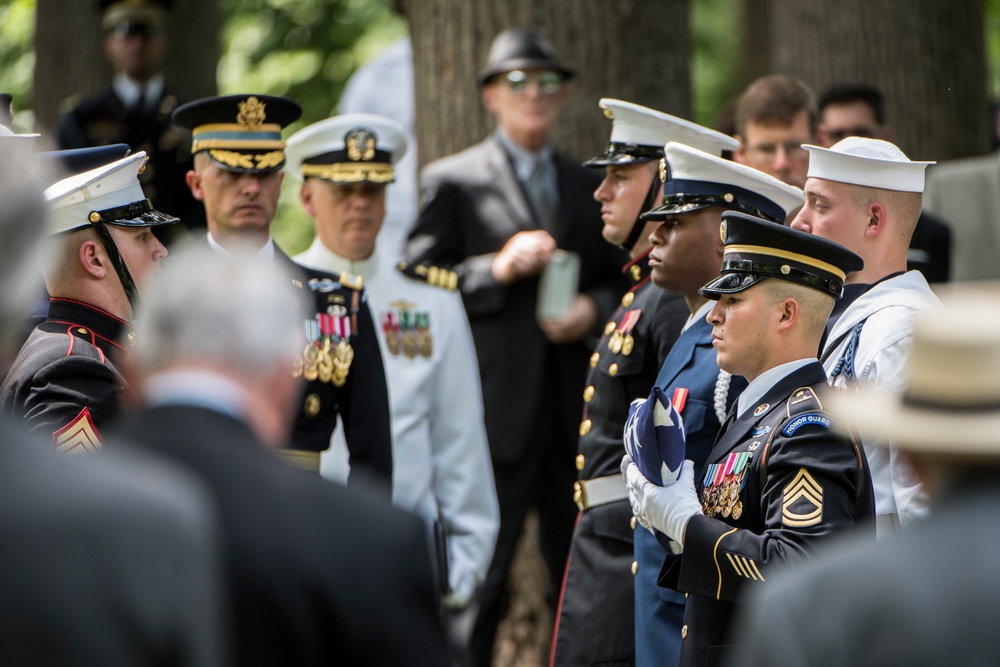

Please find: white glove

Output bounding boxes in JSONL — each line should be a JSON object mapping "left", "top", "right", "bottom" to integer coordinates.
{"left": 625, "top": 459, "right": 703, "bottom": 547}
{"left": 441, "top": 569, "right": 478, "bottom": 609}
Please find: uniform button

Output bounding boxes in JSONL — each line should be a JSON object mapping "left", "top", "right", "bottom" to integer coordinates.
{"left": 630, "top": 516, "right": 637, "bottom": 530}
{"left": 579, "top": 419, "right": 592, "bottom": 436}
{"left": 575, "top": 454, "right": 585, "bottom": 471}
{"left": 590, "top": 352, "right": 600, "bottom": 368}
{"left": 631, "top": 560, "right": 638, "bottom": 575}
{"left": 681, "top": 625, "right": 688, "bottom": 639}
{"left": 583, "top": 385, "right": 595, "bottom": 403}
{"left": 604, "top": 321, "right": 616, "bottom": 335}
{"left": 685, "top": 592, "right": 689, "bottom": 599}
{"left": 631, "top": 264, "right": 642, "bottom": 281}
{"left": 622, "top": 292, "right": 635, "bottom": 307}
{"left": 609, "top": 363, "right": 619, "bottom": 376}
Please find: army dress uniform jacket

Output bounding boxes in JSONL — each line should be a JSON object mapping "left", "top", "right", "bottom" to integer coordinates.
{"left": 1, "top": 297, "right": 135, "bottom": 452}
{"left": 552, "top": 253, "right": 688, "bottom": 666}
{"left": 296, "top": 239, "right": 499, "bottom": 603}
{"left": 57, "top": 83, "right": 203, "bottom": 228}
{"left": 660, "top": 361, "right": 875, "bottom": 667}
{"left": 275, "top": 247, "right": 394, "bottom": 491}
{"left": 117, "top": 402, "right": 450, "bottom": 667}
{"left": 635, "top": 310, "right": 747, "bottom": 667}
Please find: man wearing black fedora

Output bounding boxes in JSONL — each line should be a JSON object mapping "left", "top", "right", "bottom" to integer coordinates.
{"left": 731, "top": 286, "right": 1000, "bottom": 666}
{"left": 403, "top": 26, "right": 626, "bottom": 665}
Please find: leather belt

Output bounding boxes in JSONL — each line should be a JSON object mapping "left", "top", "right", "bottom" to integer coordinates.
{"left": 276, "top": 449, "right": 321, "bottom": 473}
{"left": 573, "top": 474, "right": 627, "bottom": 511}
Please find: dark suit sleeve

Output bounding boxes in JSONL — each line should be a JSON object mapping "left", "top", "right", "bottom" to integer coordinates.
{"left": 405, "top": 167, "right": 510, "bottom": 317}
{"left": 675, "top": 411, "right": 868, "bottom": 604}
{"left": 56, "top": 110, "right": 87, "bottom": 150}
{"left": 339, "top": 301, "right": 393, "bottom": 493}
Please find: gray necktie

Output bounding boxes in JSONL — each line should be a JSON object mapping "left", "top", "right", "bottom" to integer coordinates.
{"left": 523, "top": 157, "right": 556, "bottom": 234}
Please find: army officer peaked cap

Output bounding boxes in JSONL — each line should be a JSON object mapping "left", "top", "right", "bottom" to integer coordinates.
{"left": 584, "top": 99, "right": 738, "bottom": 167}
{"left": 643, "top": 142, "right": 804, "bottom": 223}
{"left": 285, "top": 113, "right": 407, "bottom": 185}
{"left": 45, "top": 151, "right": 179, "bottom": 235}
{"left": 172, "top": 94, "right": 302, "bottom": 174}
{"left": 699, "top": 210, "right": 863, "bottom": 301}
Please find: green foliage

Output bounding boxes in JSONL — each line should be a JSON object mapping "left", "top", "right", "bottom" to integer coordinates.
{"left": 691, "top": 0, "right": 743, "bottom": 130}
{"left": 989, "top": 0, "right": 1000, "bottom": 99}
{"left": 218, "top": 0, "right": 405, "bottom": 253}
{"left": 0, "top": 0, "right": 37, "bottom": 132}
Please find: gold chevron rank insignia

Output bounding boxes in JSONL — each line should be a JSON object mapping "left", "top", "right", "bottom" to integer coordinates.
{"left": 782, "top": 468, "right": 823, "bottom": 527}
{"left": 52, "top": 407, "right": 104, "bottom": 455}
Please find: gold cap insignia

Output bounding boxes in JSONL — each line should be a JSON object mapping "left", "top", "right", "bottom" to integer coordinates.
{"left": 237, "top": 96, "right": 267, "bottom": 130}
{"left": 602, "top": 105, "right": 615, "bottom": 119}
{"left": 346, "top": 128, "right": 377, "bottom": 162}
{"left": 659, "top": 157, "right": 667, "bottom": 182}
{"left": 720, "top": 221, "right": 727, "bottom": 243}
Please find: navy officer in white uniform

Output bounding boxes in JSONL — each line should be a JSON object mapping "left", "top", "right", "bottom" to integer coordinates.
{"left": 286, "top": 114, "right": 500, "bottom": 631}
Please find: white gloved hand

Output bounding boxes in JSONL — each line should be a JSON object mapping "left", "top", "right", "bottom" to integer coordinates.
{"left": 622, "top": 454, "right": 652, "bottom": 532}
{"left": 625, "top": 459, "right": 703, "bottom": 547}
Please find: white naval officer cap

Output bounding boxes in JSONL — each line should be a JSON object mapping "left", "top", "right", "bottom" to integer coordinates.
{"left": 803, "top": 137, "right": 936, "bottom": 193}
{"left": 45, "top": 151, "right": 178, "bottom": 235}
{"left": 584, "top": 98, "right": 739, "bottom": 167}
{"left": 643, "top": 142, "right": 805, "bottom": 223}
{"left": 285, "top": 113, "right": 408, "bottom": 185}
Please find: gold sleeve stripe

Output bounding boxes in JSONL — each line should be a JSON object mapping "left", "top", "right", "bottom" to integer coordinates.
{"left": 713, "top": 527, "right": 739, "bottom": 599}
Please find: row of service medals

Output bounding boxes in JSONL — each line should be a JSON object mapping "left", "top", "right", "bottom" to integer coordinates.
{"left": 605, "top": 308, "right": 641, "bottom": 356}
{"left": 702, "top": 451, "right": 752, "bottom": 520}
{"left": 293, "top": 306, "right": 355, "bottom": 387}
{"left": 382, "top": 307, "right": 432, "bottom": 359}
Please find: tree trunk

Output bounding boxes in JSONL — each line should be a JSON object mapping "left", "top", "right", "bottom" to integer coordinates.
{"left": 758, "top": 0, "right": 986, "bottom": 161}
{"left": 33, "top": 0, "right": 219, "bottom": 136}
{"left": 403, "top": 0, "right": 691, "bottom": 170}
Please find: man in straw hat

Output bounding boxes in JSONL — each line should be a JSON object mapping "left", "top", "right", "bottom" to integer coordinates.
{"left": 791, "top": 136, "right": 941, "bottom": 536}
{"left": 624, "top": 210, "right": 875, "bottom": 667}
{"left": 551, "top": 100, "right": 738, "bottom": 667}
{"left": 731, "top": 286, "right": 1000, "bottom": 666}
{"left": 630, "top": 141, "right": 803, "bottom": 667}
{"left": 1, "top": 151, "right": 177, "bottom": 451}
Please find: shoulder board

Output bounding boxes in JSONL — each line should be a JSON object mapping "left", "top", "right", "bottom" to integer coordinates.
{"left": 397, "top": 261, "right": 458, "bottom": 291}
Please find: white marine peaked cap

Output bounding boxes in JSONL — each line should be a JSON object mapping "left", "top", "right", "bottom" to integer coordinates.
{"left": 803, "top": 137, "right": 935, "bottom": 193}
{"left": 602, "top": 99, "right": 737, "bottom": 155}
{"left": 45, "top": 151, "right": 177, "bottom": 235}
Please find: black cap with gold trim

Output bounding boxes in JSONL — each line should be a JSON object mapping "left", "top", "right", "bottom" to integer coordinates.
{"left": 285, "top": 113, "right": 407, "bottom": 185}
{"left": 699, "top": 210, "right": 863, "bottom": 300}
{"left": 172, "top": 94, "right": 302, "bottom": 174}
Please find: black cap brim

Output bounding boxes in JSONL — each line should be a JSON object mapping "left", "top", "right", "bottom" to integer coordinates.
{"left": 698, "top": 272, "right": 769, "bottom": 300}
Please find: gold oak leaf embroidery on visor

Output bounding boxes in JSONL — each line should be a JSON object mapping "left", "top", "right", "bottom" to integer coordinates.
{"left": 782, "top": 467, "right": 824, "bottom": 527}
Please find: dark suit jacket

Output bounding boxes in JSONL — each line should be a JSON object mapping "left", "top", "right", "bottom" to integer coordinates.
{"left": 907, "top": 211, "right": 951, "bottom": 284}
{"left": 118, "top": 404, "right": 449, "bottom": 667}
{"left": 57, "top": 86, "right": 204, "bottom": 230}
{"left": 405, "top": 134, "right": 628, "bottom": 465}
{"left": 660, "top": 362, "right": 875, "bottom": 667}
{"left": 0, "top": 417, "right": 224, "bottom": 666}
{"left": 731, "top": 475, "right": 1000, "bottom": 667}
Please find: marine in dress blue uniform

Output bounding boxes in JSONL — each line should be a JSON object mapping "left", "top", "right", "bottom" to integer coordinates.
{"left": 551, "top": 100, "right": 738, "bottom": 667}
{"left": 633, "top": 142, "right": 805, "bottom": 667}
{"left": 172, "top": 94, "right": 393, "bottom": 489}
{"left": 627, "top": 212, "right": 876, "bottom": 667}
{"left": 0, "top": 151, "right": 178, "bottom": 450}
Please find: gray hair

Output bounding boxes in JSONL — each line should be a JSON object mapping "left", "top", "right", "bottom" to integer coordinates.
{"left": 0, "top": 147, "right": 55, "bottom": 347}
{"left": 133, "top": 244, "right": 302, "bottom": 379}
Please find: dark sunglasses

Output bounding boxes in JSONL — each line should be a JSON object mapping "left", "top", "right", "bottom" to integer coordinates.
{"left": 503, "top": 70, "right": 565, "bottom": 96}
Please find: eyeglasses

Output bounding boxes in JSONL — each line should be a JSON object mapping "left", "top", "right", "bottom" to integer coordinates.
{"left": 824, "top": 127, "right": 877, "bottom": 143}
{"left": 503, "top": 70, "right": 565, "bottom": 96}
{"left": 112, "top": 22, "right": 162, "bottom": 38}
{"left": 745, "top": 142, "right": 809, "bottom": 163}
